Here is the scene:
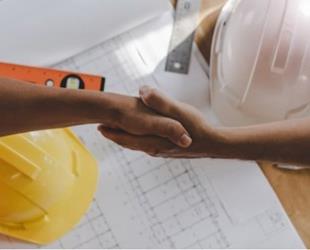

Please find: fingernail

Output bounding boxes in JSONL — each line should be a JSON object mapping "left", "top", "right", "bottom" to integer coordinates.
{"left": 179, "top": 134, "right": 192, "bottom": 147}
{"left": 139, "top": 85, "right": 151, "bottom": 97}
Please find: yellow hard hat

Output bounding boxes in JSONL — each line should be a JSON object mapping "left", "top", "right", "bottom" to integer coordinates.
{"left": 0, "top": 128, "right": 98, "bottom": 245}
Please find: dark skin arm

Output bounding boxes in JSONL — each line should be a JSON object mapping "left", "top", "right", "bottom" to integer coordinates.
{"left": 99, "top": 86, "right": 310, "bottom": 167}
{"left": 0, "top": 78, "right": 192, "bottom": 148}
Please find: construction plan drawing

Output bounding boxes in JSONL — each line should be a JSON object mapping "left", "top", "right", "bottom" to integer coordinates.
{"left": 0, "top": 10, "right": 305, "bottom": 249}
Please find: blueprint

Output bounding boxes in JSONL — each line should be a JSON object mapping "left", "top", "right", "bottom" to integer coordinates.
{"left": 0, "top": 11, "right": 305, "bottom": 249}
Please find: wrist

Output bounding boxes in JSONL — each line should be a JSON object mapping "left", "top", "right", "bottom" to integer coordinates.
{"left": 194, "top": 125, "right": 230, "bottom": 159}
{"left": 213, "top": 127, "right": 238, "bottom": 158}
{"left": 55, "top": 89, "right": 115, "bottom": 124}
{"left": 215, "top": 126, "right": 262, "bottom": 162}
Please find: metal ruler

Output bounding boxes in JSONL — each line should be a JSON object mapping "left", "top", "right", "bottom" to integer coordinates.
{"left": 165, "top": 0, "right": 201, "bottom": 74}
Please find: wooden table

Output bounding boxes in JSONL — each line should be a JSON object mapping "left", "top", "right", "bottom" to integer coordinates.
{"left": 193, "top": 0, "right": 310, "bottom": 247}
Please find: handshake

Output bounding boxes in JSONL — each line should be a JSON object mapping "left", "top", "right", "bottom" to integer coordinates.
{"left": 98, "top": 85, "right": 227, "bottom": 159}
{"left": 98, "top": 86, "right": 310, "bottom": 167}
{"left": 1, "top": 77, "right": 308, "bottom": 166}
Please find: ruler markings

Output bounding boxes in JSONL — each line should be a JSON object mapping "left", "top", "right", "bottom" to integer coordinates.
{"left": 166, "top": 0, "right": 201, "bottom": 74}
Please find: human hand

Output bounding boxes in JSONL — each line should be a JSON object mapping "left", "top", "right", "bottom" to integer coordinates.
{"left": 99, "top": 87, "right": 226, "bottom": 158}
{"left": 97, "top": 92, "right": 192, "bottom": 149}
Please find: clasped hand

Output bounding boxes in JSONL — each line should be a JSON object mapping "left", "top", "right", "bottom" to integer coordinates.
{"left": 98, "top": 86, "right": 224, "bottom": 158}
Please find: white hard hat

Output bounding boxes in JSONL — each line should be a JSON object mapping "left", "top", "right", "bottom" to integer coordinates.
{"left": 210, "top": 0, "right": 310, "bottom": 126}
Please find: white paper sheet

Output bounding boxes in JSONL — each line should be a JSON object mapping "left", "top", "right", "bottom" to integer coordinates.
{"left": 0, "top": 0, "right": 170, "bottom": 66}
{"left": 0, "top": 11, "right": 305, "bottom": 249}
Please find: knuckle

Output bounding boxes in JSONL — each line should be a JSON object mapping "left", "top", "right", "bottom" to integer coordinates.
{"left": 113, "top": 140, "right": 125, "bottom": 148}
{"left": 144, "top": 89, "right": 157, "bottom": 103}
{"left": 147, "top": 147, "right": 161, "bottom": 157}
{"left": 174, "top": 121, "right": 184, "bottom": 132}
{"left": 167, "top": 122, "right": 176, "bottom": 135}
{"left": 113, "top": 137, "right": 125, "bottom": 146}
{"left": 166, "top": 120, "right": 183, "bottom": 138}
{"left": 108, "top": 135, "right": 130, "bottom": 148}
{"left": 110, "top": 107, "right": 124, "bottom": 125}
{"left": 148, "top": 152, "right": 157, "bottom": 157}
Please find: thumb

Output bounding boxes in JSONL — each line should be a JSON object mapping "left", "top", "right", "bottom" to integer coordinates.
{"left": 139, "top": 85, "right": 182, "bottom": 120}
{"left": 139, "top": 85, "right": 206, "bottom": 134}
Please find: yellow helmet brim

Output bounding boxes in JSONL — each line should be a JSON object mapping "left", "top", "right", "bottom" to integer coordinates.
{"left": 0, "top": 128, "right": 99, "bottom": 245}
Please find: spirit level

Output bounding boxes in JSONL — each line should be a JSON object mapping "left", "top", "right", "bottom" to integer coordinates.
{"left": 0, "top": 62, "right": 105, "bottom": 91}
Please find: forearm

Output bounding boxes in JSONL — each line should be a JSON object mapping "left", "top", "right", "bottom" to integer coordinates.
{"left": 218, "top": 119, "right": 310, "bottom": 166}
{"left": 0, "top": 77, "right": 113, "bottom": 136}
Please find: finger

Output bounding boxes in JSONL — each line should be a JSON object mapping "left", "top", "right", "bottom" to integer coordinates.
{"left": 139, "top": 85, "right": 205, "bottom": 129}
{"left": 99, "top": 109, "right": 192, "bottom": 148}
{"left": 99, "top": 114, "right": 192, "bottom": 148}
{"left": 138, "top": 86, "right": 193, "bottom": 147}
{"left": 139, "top": 85, "right": 182, "bottom": 119}
{"left": 98, "top": 126, "right": 178, "bottom": 155}
{"left": 146, "top": 117, "right": 192, "bottom": 148}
